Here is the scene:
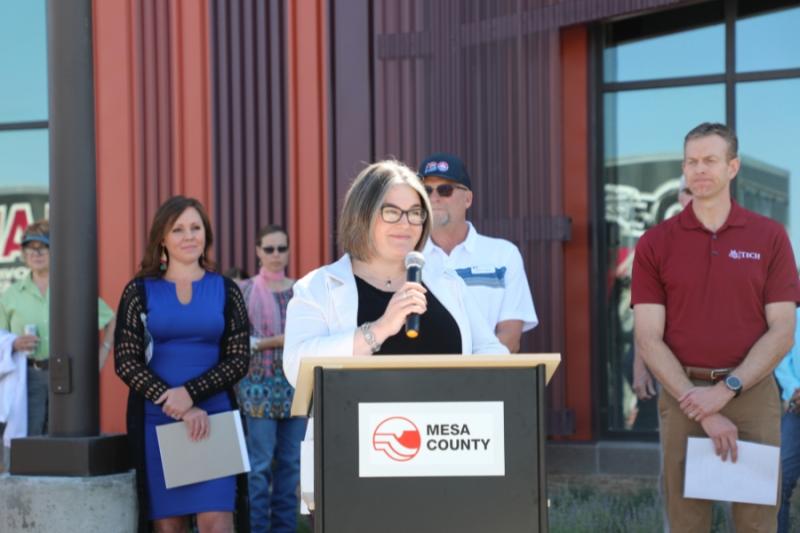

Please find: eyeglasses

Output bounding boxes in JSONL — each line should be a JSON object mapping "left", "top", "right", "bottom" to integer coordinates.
{"left": 380, "top": 205, "right": 427, "bottom": 226}
{"left": 423, "top": 184, "right": 468, "bottom": 198}
{"left": 262, "top": 245, "right": 289, "bottom": 254}
{"left": 23, "top": 246, "right": 49, "bottom": 256}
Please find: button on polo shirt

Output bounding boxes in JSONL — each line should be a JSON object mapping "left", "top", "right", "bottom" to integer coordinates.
{"left": 632, "top": 200, "right": 800, "bottom": 369}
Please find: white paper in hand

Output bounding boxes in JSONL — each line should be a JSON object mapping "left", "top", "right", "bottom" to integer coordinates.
{"left": 156, "top": 410, "right": 250, "bottom": 489}
{"left": 683, "top": 437, "right": 779, "bottom": 506}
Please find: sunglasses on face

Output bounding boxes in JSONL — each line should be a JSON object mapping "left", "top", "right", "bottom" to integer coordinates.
{"left": 262, "top": 245, "right": 289, "bottom": 254}
{"left": 23, "top": 245, "right": 49, "bottom": 256}
{"left": 380, "top": 204, "right": 427, "bottom": 226}
{"left": 423, "top": 184, "right": 468, "bottom": 198}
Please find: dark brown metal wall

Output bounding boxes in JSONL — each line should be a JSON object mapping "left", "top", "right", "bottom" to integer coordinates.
{"left": 368, "top": 0, "right": 570, "bottom": 432}
{"left": 210, "top": 0, "right": 288, "bottom": 276}
{"left": 331, "top": 0, "right": 685, "bottom": 435}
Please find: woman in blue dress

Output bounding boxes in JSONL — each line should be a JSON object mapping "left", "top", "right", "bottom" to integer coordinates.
{"left": 115, "top": 196, "right": 250, "bottom": 533}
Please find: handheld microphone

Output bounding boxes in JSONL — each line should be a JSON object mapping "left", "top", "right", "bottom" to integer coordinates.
{"left": 404, "top": 251, "right": 426, "bottom": 338}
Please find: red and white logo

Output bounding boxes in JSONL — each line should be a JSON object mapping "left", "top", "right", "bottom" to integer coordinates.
{"left": 371, "top": 416, "right": 421, "bottom": 462}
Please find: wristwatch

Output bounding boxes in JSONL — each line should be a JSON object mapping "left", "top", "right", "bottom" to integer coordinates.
{"left": 724, "top": 375, "right": 743, "bottom": 398}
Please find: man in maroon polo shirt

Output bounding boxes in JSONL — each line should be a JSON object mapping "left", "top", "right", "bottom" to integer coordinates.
{"left": 632, "top": 122, "right": 800, "bottom": 532}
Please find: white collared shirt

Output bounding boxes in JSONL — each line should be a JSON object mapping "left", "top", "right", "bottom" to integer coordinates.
{"left": 423, "top": 222, "right": 538, "bottom": 332}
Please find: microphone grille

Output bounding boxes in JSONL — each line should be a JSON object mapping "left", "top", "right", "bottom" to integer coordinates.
{"left": 404, "top": 251, "right": 426, "bottom": 269}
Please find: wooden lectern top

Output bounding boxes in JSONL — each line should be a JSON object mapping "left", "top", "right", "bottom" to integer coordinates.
{"left": 290, "top": 353, "right": 561, "bottom": 416}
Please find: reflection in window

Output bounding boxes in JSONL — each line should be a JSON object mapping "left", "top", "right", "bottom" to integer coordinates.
{"left": 0, "top": 0, "right": 48, "bottom": 123}
{"left": 737, "top": 6, "right": 800, "bottom": 73}
{"left": 0, "top": 129, "right": 49, "bottom": 189}
{"left": 603, "top": 85, "right": 724, "bottom": 433}
{"left": 604, "top": 24, "right": 724, "bottom": 83}
{"left": 737, "top": 79, "right": 800, "bottom": 260}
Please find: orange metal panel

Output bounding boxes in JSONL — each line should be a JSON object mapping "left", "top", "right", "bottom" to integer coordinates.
{"left": 287, "top": 0, "right": 331, "bottom": 278}
{"left": 94, "top": 0, "right": 140, "bottom": 434}
{"left": 560, "top": 25, "right": 592, "bottom": 441}
{"left": 93, "top": 0, "right": 213, "bottom": 434}
{"left": 171, "top": 1, "right": 212, "bottom": 208}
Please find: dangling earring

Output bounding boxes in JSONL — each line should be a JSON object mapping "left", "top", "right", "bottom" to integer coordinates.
{"left": 159, "top": 247, "right": 168, "bottom": 272}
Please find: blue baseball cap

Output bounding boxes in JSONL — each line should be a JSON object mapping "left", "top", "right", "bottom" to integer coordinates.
{"left": 418, "top": 152, "right": 472, "bottom": 190}
{"left": 21, "top": 234, "right": 50, "bottom": 247}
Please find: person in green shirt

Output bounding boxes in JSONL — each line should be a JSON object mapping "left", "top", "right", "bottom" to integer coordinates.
{"left": 0, "top": 220, "right": 115, "bottom": 441}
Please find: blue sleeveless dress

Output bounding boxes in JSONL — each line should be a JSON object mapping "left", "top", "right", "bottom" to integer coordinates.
{"left": 143, "top": 272, "right": 235, "bottom": 519}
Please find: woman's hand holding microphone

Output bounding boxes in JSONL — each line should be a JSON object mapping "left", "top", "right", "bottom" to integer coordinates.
{"left": 356, "top": 281, "right": 427, "bottom": 355}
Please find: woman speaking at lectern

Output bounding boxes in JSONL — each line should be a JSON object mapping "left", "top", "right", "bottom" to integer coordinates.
{"left": 283, "top": 160, "right": 507, "bottom": 387}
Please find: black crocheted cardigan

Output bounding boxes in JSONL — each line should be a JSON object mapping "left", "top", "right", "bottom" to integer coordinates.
{"left": 114, "top": 275, "right": 251, "bottom": 532}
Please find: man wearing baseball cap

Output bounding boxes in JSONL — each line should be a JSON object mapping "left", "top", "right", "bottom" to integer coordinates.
{"left": 418, "top": 152, "right": 537, "bottom": 352}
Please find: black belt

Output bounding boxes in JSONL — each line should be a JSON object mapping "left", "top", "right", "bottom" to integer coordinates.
{"left": 27, "top": 359, "right": 49, "bottom": 371}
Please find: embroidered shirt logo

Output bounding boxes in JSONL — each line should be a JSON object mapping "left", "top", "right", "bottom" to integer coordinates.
{"left": 728, "top": 249, "right": 761, "bottom": 261}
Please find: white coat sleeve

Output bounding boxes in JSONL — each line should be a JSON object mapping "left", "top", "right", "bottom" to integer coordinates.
{"left": 283, "top": 280, "right": 356, "bottom": 388}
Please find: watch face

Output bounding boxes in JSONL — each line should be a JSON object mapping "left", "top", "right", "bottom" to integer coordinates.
{"left": 726, "top": 375, "right": 742, "bottom": 390}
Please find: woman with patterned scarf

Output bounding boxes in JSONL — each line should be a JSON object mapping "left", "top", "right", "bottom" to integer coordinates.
{"left": 236, "top": 224, "right": 307, "bottom": 533}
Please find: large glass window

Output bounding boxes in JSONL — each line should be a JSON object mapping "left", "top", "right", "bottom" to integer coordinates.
{"left": 736, "top": 4, "right": 800, "bottom": 73}
{"left": 599, "top": 0, "right": 800, "bottom": 436}
{"left": 0, "top": 1, "right": 48, "bottom": 122}
{"left": 604, "top": 25, "right": 724, "bottom": 83}
{"left": 0, "top": 130, "right": 49, "bottom": 187}
{"left": 603, "top": 86, "right": 725, "bottom": 433}
{"left": 0, "top": 1, "right": 49, "bottom": 291}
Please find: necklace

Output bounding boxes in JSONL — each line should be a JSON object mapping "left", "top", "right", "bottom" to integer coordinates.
{"left": 351, "top": 259, "right": 406, "bottom": 291}
{"left": 357, "top": 271, "right": 405, "bottom": 291}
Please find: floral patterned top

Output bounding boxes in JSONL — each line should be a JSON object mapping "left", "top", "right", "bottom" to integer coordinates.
{"left": 236, "top": 281, "right": 295, "bottom": 419}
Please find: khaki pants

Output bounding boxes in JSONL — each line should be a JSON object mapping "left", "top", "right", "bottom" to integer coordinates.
{"left": 658, "top": 376, "right": 781, "bottom": 533}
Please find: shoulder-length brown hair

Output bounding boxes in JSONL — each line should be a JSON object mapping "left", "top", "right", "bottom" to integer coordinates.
{"left": 338, "top": 160, "right": 432, "bottom": 261}
{"left": 137, "top": 196, "right": 216, "bottom": 278}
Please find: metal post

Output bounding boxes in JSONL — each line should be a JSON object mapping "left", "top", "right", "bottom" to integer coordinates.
{"left": 46, "top": 0, "right": 99, "bottom": 437}
{"left": 9, "top": 0, "right": 131, "bottom": 478}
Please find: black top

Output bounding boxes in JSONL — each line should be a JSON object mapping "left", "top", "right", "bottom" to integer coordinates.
{"left": 355, "top": 276, "right": 462, "bottom": 355}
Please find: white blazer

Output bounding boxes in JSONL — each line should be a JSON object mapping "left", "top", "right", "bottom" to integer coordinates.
{"left": 0, "top": 331, "right": 26, "bottom": 448}
{"left": 284, "top": 254, "right": 509, "bottom": 387}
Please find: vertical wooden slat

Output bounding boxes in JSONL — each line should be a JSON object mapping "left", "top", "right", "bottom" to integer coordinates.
{"left": 242, "top": 0, "right": 257, "bottom": 272}
{"left": 287, "top": 0, "right": 331, "bottom": 276}
{"left": 155, "top": 0, "right": 172, "bottom": 202}
{"left": 229, "top": 1, "right": 244, "bottom": 267}
{"left": 270, "top": 1, "right": 287, "bottom": 226}
{"left": 212, "top": 0, "right": 231, "bottom": 265}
